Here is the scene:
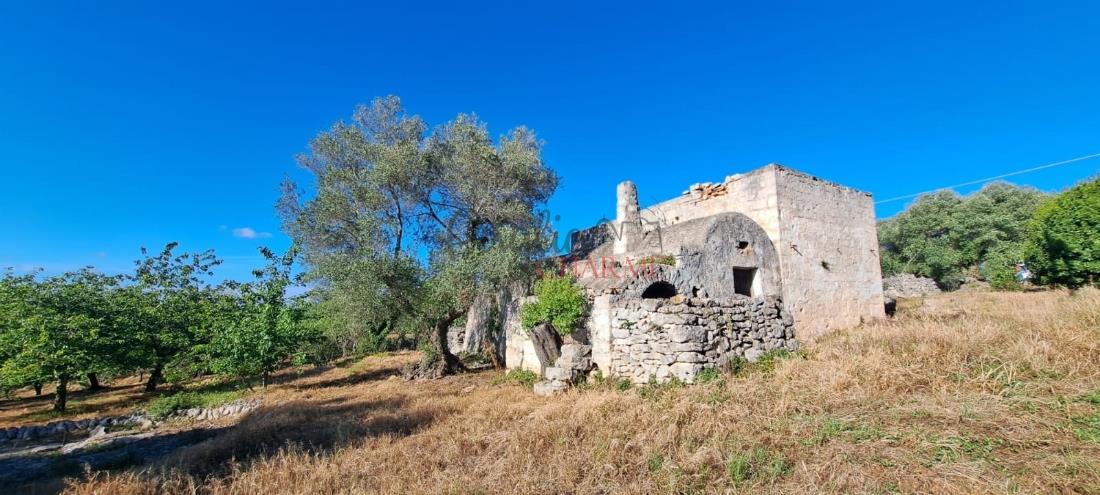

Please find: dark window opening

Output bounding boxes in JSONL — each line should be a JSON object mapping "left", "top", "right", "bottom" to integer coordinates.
{"left": 641, "top": 281, "right": 678, "bottom": 299}
{"left": 733, "top": 268, "right": 756, "bottom": 297}
{"left": 737, "top": 241, "right": 749, "bottom": 250}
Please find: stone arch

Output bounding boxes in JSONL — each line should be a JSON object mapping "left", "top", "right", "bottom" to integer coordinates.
{"left": 677, "top": 213, "right": 782, "bottom": 298}
{"left": 640, "top": 281, "right": 678, "bottom": 299}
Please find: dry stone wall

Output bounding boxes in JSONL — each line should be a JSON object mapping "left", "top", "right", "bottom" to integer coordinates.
{"left": 608, "top": 295, "right": 796, "bottom": 383}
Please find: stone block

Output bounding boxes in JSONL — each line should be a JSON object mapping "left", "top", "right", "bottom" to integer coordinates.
{"left": 544, "top": 367, "right": 571, "bottom": 381}
{"left": 676, "top": 352, "right": 706, "bottom": 363}
{"left": 668, "top": 341, "right": 704, "bottom": 352}
{"left": 669, "top": 362, "right": 704, "bottom": 382}
{"left": 667, "top": 326, "right": 705, "bottom": 343}
{"left": 533, "top": 380, "right": 568, "bottom": 397}
{"left": 560, "top": 343, "right": 592, "bottom": 360}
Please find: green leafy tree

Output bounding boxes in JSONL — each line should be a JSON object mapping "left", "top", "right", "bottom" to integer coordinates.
{"left": 878, "top": 182, "right": 1046, "bottom": 288}
{"left": 210, "top": 247, "right": 313, "bottom": 387}
{"left": 0, "top": 269, "right": 118, "bottom": 411}
{"left": 125, "top": 242, "right": 221, "bottom": 392}
{"left": 1025, "top": 176, "right": 1100, "bottom": 288}
{"left": 0, "top": 271, "right": 48, "bottom": 397}
{"left": 280, "top": 95, "right": 558, "bottom": 376}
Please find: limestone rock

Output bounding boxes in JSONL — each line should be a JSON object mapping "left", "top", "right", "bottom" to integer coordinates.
{"left": 533, "top": 380, "right": 568, "bottom": 397}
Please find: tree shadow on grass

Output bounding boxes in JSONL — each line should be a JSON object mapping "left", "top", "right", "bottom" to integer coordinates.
{"left": 0, "top": 426, "right": 227, "bottom": 494}
{"left": 158, "top": 394, "right": 443, "bottom": 478}
{"left": 292, "top": 365, "right": 405, "bottom": 391}
{"left": 0, "top": 383, "right": 151, "bottom": 425}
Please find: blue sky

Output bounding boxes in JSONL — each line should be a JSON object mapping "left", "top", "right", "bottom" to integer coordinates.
{"left": 2, "top": 1, "right": 1098, "bottom": 281}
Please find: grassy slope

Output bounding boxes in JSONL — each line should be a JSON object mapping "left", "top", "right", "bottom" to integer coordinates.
{"left": 67, "top": 290, "right": 1100, "bottom": 494}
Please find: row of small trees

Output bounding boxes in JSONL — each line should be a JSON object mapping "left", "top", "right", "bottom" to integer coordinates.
{"left": 879, "top": 176, "right": 1099, "bottom": 289}
{"left": 0, "top": 243, "right": 319, "bottom": 411}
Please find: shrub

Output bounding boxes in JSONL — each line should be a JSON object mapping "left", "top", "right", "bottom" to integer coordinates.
{"left": 491, "top": 369, "right": 538, "bottom": 387}
{"left": 417, "top": 341, "right": 440, "bottom": 368}
{"left": 981, "top": 243, "right": 1026, "bottom": 291}
{"left": 519, "top": 274, "right": 586, "bottom": 336}
{"left": 1025, "top": 176, "right": 1100, "bottom": 288}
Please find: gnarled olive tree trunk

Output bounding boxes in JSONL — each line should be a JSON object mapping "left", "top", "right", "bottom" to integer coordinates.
{"left": 529, "top": 322, "right": 562, "bottom": 374}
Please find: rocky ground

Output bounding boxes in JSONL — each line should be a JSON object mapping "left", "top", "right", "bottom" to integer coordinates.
{"left": 0, "top": 399, "right": 261, "bottom": 491}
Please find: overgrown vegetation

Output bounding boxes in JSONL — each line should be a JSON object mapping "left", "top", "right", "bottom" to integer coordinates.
{"left": 491, "top": 368, "right": 538, "bottom": 387}
{"left": 638, "top": 254, "right": 677, "bottom": 266}
{"left": 1025, "top": 176, "right": 1100, "bottom": 288}
{"left": 878, "top": 182, "right": 1046, "bottom": 289}
{"left": 880, "top": 177, "right": 1099, "bottom": 290}
{"left": 519, "top": 274, "right": 587, "bottom": 336}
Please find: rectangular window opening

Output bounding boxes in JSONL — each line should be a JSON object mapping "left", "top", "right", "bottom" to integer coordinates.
{"left": 733, "top": 268, "right": 756, "bottom": 297}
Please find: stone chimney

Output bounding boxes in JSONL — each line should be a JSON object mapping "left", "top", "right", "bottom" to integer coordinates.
{"left": 614, "top": 181, "right": 641, "bottom": 254}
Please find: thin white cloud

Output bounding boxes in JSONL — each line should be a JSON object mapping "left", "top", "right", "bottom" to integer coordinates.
{"left": 232, "top": 227, "right": 272, "bottom": 239}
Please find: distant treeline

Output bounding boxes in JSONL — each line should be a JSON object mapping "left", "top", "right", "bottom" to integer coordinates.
{"left": 879, "top": 176, "right": 1099, "bottom": 290}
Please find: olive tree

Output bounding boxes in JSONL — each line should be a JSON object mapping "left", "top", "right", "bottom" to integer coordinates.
{"left": 280, "top": 96, "right": 557, "bottom": 376}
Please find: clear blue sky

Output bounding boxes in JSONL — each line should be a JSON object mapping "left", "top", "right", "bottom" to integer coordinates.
{"left": 2, "top": 1, "right": 1098, "bottom": 281}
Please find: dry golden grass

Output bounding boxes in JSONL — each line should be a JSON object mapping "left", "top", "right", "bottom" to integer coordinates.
{"left": 66, "top": 290, "right": 1100, "bottom": 494}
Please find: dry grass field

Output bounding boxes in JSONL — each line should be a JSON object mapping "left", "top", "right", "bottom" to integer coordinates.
{"left": 45, "top": 289, "right": 1100, "bottom": 493}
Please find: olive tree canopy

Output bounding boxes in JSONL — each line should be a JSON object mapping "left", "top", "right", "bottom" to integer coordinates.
{"left": 279, "top": 96, "right": 558, "bottom": 375}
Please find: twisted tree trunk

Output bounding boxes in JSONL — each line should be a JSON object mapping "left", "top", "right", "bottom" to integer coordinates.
{"left": 529, "top": 322, "right": 562, "bottom": 374}
{"left": 53, "top": 374, "right": 69, "bottom": 412}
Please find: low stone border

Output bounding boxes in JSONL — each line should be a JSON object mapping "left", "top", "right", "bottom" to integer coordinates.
{"left": 0, "top": 398, "right": 263, "bottom": 446}
{"left": 171, "top": 398, "right": 262, "bottom": 421}
{"left": 0, "top": 414, "right": 148, "bottom": 445}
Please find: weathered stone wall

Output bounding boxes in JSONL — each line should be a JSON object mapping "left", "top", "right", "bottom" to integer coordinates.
{"left": 771, "top": 167, "right": 885, "bottom": 339}
{"left": 506, "top": 164, "right": 885, "bottom": 373}
{"left": 504, "top": 293, "right": 542, "bottom": 373}
{"left": 608, "top": 295, "right": 796, "bottom": 383}
{"left": 639, "top": 166, "right": 783, "bottom": 243}
{"left": 633, "top": 165, "right": 884, "bottom": 339}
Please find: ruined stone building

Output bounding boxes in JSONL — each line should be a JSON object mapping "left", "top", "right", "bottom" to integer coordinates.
{"left": 477, "top": 164, "right": 884, "bottom": 386}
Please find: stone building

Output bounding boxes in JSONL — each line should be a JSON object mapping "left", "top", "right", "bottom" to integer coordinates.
{"left": 497, "top": 164, "right": 885, "bottom": 385}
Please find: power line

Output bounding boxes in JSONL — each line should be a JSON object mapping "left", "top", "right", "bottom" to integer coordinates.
{"left": 874, "top": 152, "right": 1100, "bottom": 204}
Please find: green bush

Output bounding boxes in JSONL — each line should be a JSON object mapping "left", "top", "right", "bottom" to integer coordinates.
{"left": 492, "top": 369, "right": 538, "bottom": 387}
{"left": 981, "top": 243, "right": 1026, "bottom": 291}
{"left": 520, "top": 274, "right": 586, "bottom": 336}
{"left": 1025, "top": 176, "right": 1100, "bottom": 288}
{"left": 417, "top": 341, "right": 440, "bottom": 368}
